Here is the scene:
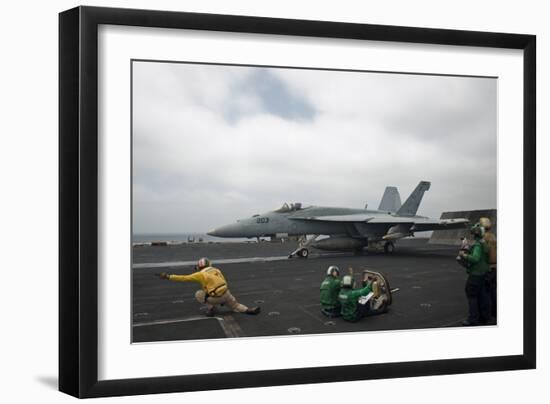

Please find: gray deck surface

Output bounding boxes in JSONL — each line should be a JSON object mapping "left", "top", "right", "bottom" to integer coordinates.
{"left": 132, "top": 239, "right": 494, "bottom": 343}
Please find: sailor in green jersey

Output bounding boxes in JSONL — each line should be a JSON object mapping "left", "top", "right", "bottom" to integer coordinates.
{"left": 320, "top": 266, "right": 342, "bottom": 317}
{"left": 338, "top": 273, "right": 373, "bottom": 322}
{"left": 459, "top": 224, "right": 491, "bottom": 326}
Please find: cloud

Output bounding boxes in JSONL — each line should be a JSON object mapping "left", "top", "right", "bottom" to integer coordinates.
{"left": 238, "top": 69, "right": 317, "bottom": 122}
{"left": 132, "top": 61, "right": 497, "bottom": 233}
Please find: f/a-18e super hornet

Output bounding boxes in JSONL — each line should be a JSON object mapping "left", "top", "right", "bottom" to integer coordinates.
{"left": 207, "top": 181, "right": 469, "bottom": 258}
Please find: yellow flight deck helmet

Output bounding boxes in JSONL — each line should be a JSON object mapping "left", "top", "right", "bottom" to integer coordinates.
{"left": 479, "top": 217, "right": 492, "bottom": 230}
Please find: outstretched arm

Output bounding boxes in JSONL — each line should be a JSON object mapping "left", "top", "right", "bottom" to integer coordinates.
{"left": 158, "top": 271, "right": 203, "bottom": 283}
{"left": 349, "top": 283, "right": 373, "bottom": 300}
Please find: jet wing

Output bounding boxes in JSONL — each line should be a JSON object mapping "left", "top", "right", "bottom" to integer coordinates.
{"left": 290, "top": 214, "right": 468, "bottom": 230}
{"left": 289, "top": 214, "right": 374, "bottom": 222}
{"left": 379, "top": 217, "right": 469, "bottom": 241}
{"left": 409, "top": 218, "right": 470, "bottom": 232}
{"left": 371, "top": 216, "right": 469, "bottom": 229}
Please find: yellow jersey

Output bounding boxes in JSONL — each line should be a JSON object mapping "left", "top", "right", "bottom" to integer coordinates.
{"left": 483, "top": 231, "right": 497, "bottom": 266}
{"left": 168, "top": 266, "right": 228, "bottom": 297}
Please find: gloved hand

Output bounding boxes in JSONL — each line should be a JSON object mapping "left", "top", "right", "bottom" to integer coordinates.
{"left": 157, "top": 272, "right": 170, "bottom": 280}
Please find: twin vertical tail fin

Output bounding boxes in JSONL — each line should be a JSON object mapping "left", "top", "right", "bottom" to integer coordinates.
{"left": 378, "top": 186, "right": 402, "bottom": 213}
{"left": 396, "top": 181, "right": 431, "bottom": 217}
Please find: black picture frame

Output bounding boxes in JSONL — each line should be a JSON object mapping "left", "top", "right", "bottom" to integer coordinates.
{"left": 59, "top": 6, "right": 536, "bottom": 398}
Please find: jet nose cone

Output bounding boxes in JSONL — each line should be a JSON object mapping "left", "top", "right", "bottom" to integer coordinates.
{"left": 207, "top": 225, "right": 234, "bottom": 237}
{"left": 206, "top": 223, "right": 243, "bottom": 238}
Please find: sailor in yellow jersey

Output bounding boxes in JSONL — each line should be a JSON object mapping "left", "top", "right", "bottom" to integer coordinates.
{"left": 158, "top": 257, "right": 260, "bottom": 317}
{"left": 480, "top": 217, "right": 497, "bottom": 318}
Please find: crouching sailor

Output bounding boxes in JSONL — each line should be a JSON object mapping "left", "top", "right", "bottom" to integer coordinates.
{"left": 158, "top": 257, "right": 260, "bottom": 317}
{"left": 320, "top": 265, "right": 342, "bottom": 317}
{"left": 338, "top": 270, "right": 389, "bottom": 322}
{"left": 338, "top": 272, "right": 372, "bottom": 322}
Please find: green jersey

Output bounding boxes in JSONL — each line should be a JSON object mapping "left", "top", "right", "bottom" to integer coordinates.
{"left": 338, "top": 283, "right": 373, "bottom": 321}
{"left": 320, "top": 276, "right": 341, "bottom": 309}
{"left": 465, "top": 241, "right": 490, "bottom": 276}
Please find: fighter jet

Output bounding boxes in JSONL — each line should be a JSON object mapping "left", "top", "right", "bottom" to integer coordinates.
{"left": 207, "top": 181, "right": 469, "bottom": 258}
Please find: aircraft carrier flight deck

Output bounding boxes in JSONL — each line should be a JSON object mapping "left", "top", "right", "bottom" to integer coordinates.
{"left": 132, "top": 238, "right": 493, "bottom": 343}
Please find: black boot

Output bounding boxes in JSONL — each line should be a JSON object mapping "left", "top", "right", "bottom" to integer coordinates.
{"left": 245, "top": 306, "right": 260, "bottom": 315}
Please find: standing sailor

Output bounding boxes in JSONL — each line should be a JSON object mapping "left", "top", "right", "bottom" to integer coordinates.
{"left": 459, "top": 225, "right": 491, "bottom": 326}
{"left": 480, "top": 217, "right": 497, "bottom": 318}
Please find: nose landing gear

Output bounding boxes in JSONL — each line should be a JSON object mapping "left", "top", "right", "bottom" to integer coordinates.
{"left": 289, "top": 235, "right": 319, "bottom": 259}
{"left": 288, "top": 247, "right": 309, "bottom": 258}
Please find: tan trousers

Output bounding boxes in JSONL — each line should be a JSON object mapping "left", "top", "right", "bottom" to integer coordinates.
{"left": 195, "top": 289, "right": 248, "bottom": 313}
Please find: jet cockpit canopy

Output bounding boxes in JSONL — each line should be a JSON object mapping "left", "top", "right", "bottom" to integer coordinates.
{"left": 273, "top": 202, "right": 303, "bottom": 213}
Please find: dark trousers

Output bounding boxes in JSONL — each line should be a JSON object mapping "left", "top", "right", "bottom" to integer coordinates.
{"left": 465, "top": 274, "right": 491, "bottom": 324}
{"left": 487, "top": 268, "right": 497, "bottom": 317}
{"left": 321, "top": 306, "right": 341, "bottom": 318}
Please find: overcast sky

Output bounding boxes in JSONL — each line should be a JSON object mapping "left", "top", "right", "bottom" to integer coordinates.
{"left": 132, "top": 61, "right": 497, "bottom": 234}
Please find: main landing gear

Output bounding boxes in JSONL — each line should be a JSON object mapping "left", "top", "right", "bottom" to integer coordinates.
{"left": 383, "top": 241, "right": 395, "bottom": 254}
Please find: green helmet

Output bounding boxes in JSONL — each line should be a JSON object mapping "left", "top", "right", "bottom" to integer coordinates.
{"left": 341, "top": 275, "right": 355, "bottom": 288}
{"left": 470, "top": 224, "right": 484, "bottom": 239}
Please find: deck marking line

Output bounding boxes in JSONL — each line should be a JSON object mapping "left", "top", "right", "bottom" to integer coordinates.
{"left": 219, "top": 314, "right": 244, "bottom": 338}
